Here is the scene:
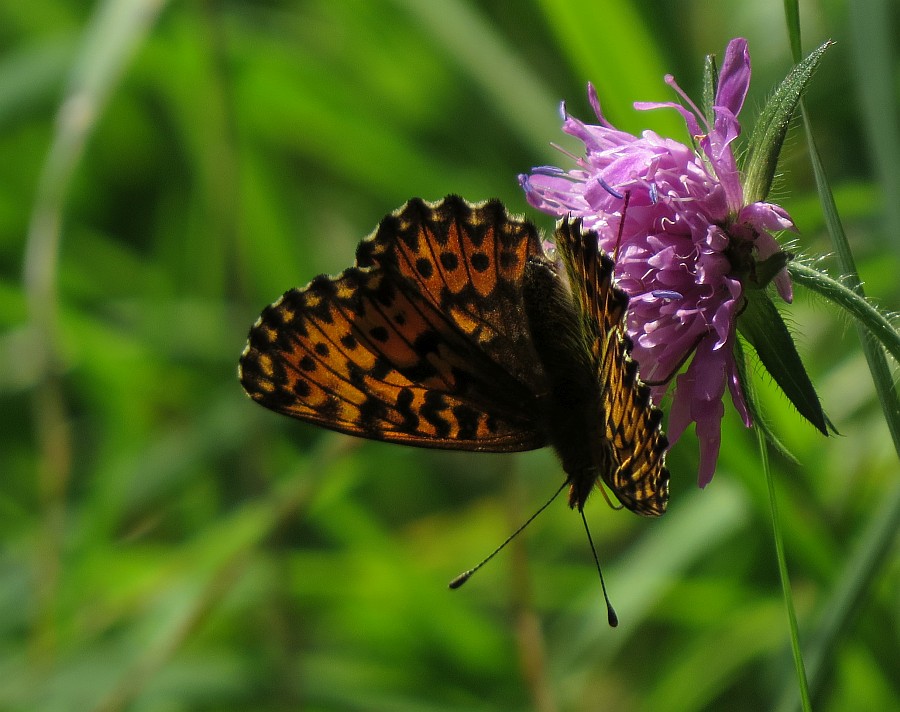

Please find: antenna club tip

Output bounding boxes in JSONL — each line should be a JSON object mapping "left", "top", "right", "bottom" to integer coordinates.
{"left": 448, "top": 571, "right": 471, "bottom": 589}
{"left": 607, "top": 609, "right": 619, "bottom": 628}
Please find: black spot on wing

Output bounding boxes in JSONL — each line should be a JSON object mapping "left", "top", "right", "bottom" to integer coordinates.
{"left": 420, "top": 391, "right": 451, "bottom": 438}
{"left": 452, "top": 404, "right": 480, "bottom": 440}
{"left": 415, "top": 257, "right": 434, "bottom": 278}
{"left": 396, "top": 388, "right": 419, "bottom": 431}
{"left": 358, "top": 396, "right": 388, "bottom": 431}
{"left": 440, "top": 251, "right": 459, "bottom": 271}
{"left": 470, "top": 252, "right": 489, "bottom": 272}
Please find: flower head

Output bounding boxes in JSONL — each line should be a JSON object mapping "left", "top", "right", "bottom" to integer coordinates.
{"left": 520, "top": 38, "right": 796, "bottom": 487}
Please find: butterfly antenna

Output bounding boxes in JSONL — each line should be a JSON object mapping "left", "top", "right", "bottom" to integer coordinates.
{"left": 449, "top": 480, "right": 567, "bottom": 589}
{"left": 580, "top": 508, "right": 619, "bottom": 627}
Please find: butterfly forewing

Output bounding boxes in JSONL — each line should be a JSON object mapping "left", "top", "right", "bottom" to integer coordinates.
{"left": 358, "top": 196, "right": 549, "bottom": 393}
{"left": 239, "top": 197, "right": 549, "bottom": 451}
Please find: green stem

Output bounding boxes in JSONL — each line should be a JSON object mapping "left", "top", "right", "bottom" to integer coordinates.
{"left": 775, "top": 479, "right": 900, "bottom": 711}
{"left": 788, "top": 261, "right": 900, "bottom": 365}
{"left": 799, "top": 108, "right": 900, "bottom": 461}
{"left": 757, "top": 427, "right": 812, "bottom": 712}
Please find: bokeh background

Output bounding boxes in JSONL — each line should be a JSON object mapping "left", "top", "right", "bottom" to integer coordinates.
{"left": 2, "top": 1, "right": 897, "bottom": 710}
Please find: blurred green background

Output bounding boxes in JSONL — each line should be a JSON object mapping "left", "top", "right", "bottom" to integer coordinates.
{"left": 2, "top": 1, "right": 897, "bottom": 710}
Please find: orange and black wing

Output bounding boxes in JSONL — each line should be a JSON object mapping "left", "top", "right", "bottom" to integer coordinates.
{"left": 554, "top": 219, "right": 670, "bottom": 516}
{"left": 358, "top": 195, "right": 549, "bottom": 393}
{"left": 239, "top": 196, "right": 549, "bottom": 451}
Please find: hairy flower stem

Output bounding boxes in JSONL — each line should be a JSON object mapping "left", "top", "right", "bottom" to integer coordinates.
{"left": 788, "top": 262, "right": 900, "bottom": 365}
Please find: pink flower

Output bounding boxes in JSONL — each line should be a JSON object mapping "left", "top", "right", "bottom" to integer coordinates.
{"left": 520, "top": 38, "right": 796, "bottom": 487}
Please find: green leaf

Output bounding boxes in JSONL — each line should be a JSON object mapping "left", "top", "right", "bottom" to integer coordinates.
{"left": 750, "top": 251, "right": 792, "bottom": 290}
{"left": 701, "top": 52, "right": 718, "bottom": 127}
{"left": 733, "top": 336, "right": 799, "bottom": 464}
{"left": 737, "top": 289, "right": 829, "bottom": 435}
{"left": 743, "top": 40, "right": 832, "bottom": 204}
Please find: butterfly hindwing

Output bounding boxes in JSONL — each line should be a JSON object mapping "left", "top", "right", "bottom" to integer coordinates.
{"left": 553, "top": 219, "right": 670, "bottom": 516}
{"left": 239, "top": 197, "right": 549, "bottom": 451}
{"left": 599, "top": 329, "right": 669, "bottom": 514}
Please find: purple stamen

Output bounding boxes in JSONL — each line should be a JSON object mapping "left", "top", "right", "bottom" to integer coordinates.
{"left": 598, "top": 177, "right": 624, "bottom": 199}
{"left": 532, "top": 166, "right": 568, "bottom": 177}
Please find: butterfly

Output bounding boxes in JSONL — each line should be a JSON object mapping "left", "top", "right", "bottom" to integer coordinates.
{"left": 239, "top": 195, "right": 669, "bottom": 516}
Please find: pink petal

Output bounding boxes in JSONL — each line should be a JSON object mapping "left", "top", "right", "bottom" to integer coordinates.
{"left": 739, "top": 202, "right": 796, "bottom": 232}
{"left": 695, "top": 399, "right": 725, "bottom": 487}
{"left": 715, "top": 38, "right": 751, "bottom": 118}
{"left": 667, "top": 370, "right": 694, "bottom": 445}
{"left": 635, "top": 101, "right": 704, "bottom": 139}
{"left": 774, "top": 271, "right": 793, "bottom": 303}
{"left": 587, "top": 82, "right": 615, "bottom": 128}
{"left": 726, "top": 357, "right": 752, "bottom": 427}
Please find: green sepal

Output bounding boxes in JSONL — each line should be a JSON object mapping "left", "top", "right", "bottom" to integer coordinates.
{"left": 743, "top": 40, "right": 833, "bottom": 204}
{"left": 748, "top": 250, "right": 793, "bottom": 290}
{"left": 737, "top": 289, "right": 829, "bottom": 435}
{"left": 733, "top": 335, "right": 799, "bottom": 463}
{"left": 701, "top": 52, "right": 718, "bottom": 126}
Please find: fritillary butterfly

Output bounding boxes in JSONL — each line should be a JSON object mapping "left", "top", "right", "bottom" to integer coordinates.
{"left": 239, "top": 196, "right": 669, "bottom": 516}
